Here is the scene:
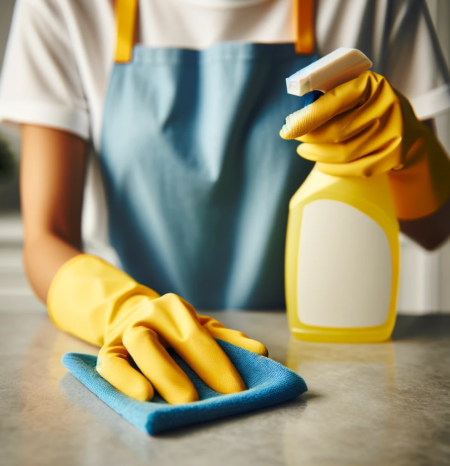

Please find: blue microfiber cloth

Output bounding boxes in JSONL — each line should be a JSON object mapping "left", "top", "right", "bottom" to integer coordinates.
{"left": 62, "top": 340, "right": 307, "bottom": 435}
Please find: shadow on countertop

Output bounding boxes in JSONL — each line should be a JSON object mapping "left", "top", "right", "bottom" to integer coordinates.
{"left": 392, "top": 314, "right": 450, "bottom": 340}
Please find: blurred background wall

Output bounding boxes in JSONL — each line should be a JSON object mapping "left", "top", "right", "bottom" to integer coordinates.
{"left": 0, "top": 0, "right": 20, "bottom": 212}
{"left": 0, "top": 0, "right": 450, "bottom": 313}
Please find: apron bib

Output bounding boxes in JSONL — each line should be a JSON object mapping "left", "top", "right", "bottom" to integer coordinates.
{"left": 99, "top": 1, "right": 317, "bottom": 309}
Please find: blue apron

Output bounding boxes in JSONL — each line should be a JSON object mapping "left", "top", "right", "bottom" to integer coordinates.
{"left": 100, "top": 20, "right": 317, "bottom": 310}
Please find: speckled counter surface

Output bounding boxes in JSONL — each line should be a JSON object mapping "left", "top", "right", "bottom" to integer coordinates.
{"left": 1, "top": 309, "right": 449, "bottom": 466}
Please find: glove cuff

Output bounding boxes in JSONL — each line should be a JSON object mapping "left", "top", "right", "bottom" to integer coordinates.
{"left": 387, "top": 130, "right": 450, "bottom": 220}
{"left": 47, "top": 254, "right": 159, "bottom": 346}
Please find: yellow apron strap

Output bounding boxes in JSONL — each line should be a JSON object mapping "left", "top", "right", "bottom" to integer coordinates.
{"left": 114, "top": 0, "right": 312, "bottom": 60}
{"left": 115, "top": 0, "right": 138, "bottom": 63}
{"left": 295, "top": 0, "right": 315, "bottom": 54}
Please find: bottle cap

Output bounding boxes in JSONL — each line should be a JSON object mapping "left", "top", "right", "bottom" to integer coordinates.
{"left": 286, "top": 48, "right": 373, "bottom": 96}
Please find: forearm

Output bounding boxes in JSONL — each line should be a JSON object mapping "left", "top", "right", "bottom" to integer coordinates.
{"left": 23, "top": 233, "right": 81, "bottom": 303}
{"left": 398, "top": 119, "right": 450, "bottom": 250}
{"left": 399, "top": 193, "right": 450, "bottom": 250}
{"left": 20, "top": 124, "right": 87, "bottom": 303}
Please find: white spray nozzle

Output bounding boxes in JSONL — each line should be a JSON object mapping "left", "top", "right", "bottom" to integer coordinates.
{"left": 286, "top": 48, "right": 373, "bottom": 97}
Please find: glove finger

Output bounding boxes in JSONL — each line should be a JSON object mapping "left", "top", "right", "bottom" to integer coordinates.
{"left": 152, "top": 294, "right": 246, "bottom": 395}
{"left": 297, "top": 107, "right": 378, "bottom": 145}
{"left": 299, "top": 92, "right": 402, "bottom": 148}
{"left": 297, "top": 118, "right": 402, "bottom": 170}
{"left": 123, "top": 325, "right": 198, "bottom": 405}
{"left": 280, "top": 71, "right": 385, "bottom": 140}
{"left": 197, "top": 315, "right": 268, "bottom": 357}
{"left": 314, "top": 138, "right": 403, "bottom": 178}
{"left": 96, "top": 343, "right": 154, "bottom": 402}
{"left": 297, "top": 124, "right": 379, "bottom": 164}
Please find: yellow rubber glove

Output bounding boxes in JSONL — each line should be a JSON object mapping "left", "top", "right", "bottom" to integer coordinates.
{"left": 280, "top": 71, "right": 450, "bottom": 220}
{"left": 47, "top": 254, "right": 268, "bottom": 404}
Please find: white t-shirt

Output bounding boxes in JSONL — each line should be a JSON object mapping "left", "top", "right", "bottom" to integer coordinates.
{"left": 0, "top": 0, "right": 449, "bottom": 260}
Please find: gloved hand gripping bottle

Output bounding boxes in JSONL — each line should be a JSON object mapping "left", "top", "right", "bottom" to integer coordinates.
{"left": 283, "top": 49, "right": 400, "bottom": 343}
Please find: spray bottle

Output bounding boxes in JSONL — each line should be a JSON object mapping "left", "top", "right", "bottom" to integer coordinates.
{"left": 284, "top": 48, "right": 400, "bottom": 343}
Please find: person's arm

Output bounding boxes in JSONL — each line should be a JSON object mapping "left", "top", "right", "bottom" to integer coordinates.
{"left": 399, "top": 194, "right": 450, "bottom": 251}
{"left": 20, "top": 124, "right": 267, "bottom": 404}
{"left": 20, "top": 124, "right": 87, "bottom": 302}
{"left": 398, "top": 118, "right": 450, "bottom": 251}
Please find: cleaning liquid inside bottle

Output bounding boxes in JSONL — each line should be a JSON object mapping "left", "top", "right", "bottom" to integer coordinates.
{"left": 285, "top": 166, "right": 400, "bottom": 343}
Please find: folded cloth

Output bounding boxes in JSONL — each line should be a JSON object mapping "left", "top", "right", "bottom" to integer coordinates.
{"left": 62, "top": 339, "right": 307, "bottom": 434}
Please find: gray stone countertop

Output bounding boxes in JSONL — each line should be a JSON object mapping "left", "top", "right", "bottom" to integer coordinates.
{"left": 1, "top": 308, "right": 450, "bottom": 466}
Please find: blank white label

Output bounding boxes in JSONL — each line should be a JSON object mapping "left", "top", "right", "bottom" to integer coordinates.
{"left": 297, "top": 200, "right": 392, "bottom": 328}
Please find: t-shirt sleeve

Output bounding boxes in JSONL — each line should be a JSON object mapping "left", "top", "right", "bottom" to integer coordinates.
{"left": 379, "top": 0, "right": 450, "bottom": 120}
{"left": 0, "top": 0, "right": 90, "bottom": 139}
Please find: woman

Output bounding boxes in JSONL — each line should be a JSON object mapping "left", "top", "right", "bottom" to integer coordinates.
{"left": 1, "top": 0, "right": 449, "bottom": 404}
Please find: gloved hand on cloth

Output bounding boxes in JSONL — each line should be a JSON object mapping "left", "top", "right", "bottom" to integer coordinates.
{"left": 280, "top": 70, "right": 450, "bottom": 222}
{"left": 47, "top": 254, "right": 267, "bottom": 404}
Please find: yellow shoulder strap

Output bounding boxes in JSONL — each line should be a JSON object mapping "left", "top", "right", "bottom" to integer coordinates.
{"left": 115, "top": 0, "right": 314, "bottom": 61}
{"left": 115, "top": 0, "right": 138, "bottom": 63}
{"left": 295, "top": 0, "right": 315, "bottom": 54}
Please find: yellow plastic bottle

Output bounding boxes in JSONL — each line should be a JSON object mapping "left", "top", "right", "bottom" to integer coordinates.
{"left": 284, "top": 49, "right": 400, "bottom": 343}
